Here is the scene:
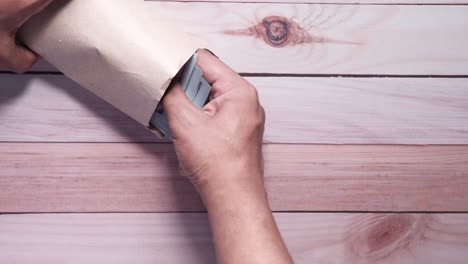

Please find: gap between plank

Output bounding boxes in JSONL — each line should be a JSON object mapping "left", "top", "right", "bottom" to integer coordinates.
{"left": 240, "top": 73, "right": 468, "bottom": 78}
{"left": 2, "top": 210, "right": 468, "bottom": 215}
{"left": 146, "top": 1, "right": 468, "bottom": 6}
{"left": 2, "top": 71, "right": 468, "bottom": 78}
{"left": 1, "top": 141, "right": 468, "bottom": 146}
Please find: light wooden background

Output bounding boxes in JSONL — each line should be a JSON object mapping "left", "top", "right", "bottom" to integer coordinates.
{"left": 1, "top": 1, "right": 468, "bottom": 263}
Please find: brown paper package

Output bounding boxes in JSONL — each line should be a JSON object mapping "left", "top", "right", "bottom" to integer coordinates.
{"left": 19, "top": 0, "right": 204, "bottom": 130}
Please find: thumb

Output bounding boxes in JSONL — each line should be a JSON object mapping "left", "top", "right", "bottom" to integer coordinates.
{"left": 162, "top": 84, "right": 202, "bottom": 135}
{"left": 4, "top": 42, "right": 37, "bottom": 73}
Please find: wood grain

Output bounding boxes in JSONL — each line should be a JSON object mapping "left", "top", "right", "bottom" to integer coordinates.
{"left": 1, "top": 213, "right": 468, "bottom": 263}
{"left": 16, "top": 3, "right": 468, "bottom": 75}
{"left": 1, "top": 143, "right": 467, "bottom": 212}
{"left": 2, "top": 2, "right": 466, "bottom": 259}
{"left": 1, "top": 75, "right": 467, "bottom": 144}
{"left": 153, "top": 0, "right": 468, "bottom": 3}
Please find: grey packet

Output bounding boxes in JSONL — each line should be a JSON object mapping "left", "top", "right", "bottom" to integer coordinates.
{"left": 150, "top": 53, "right": 212, "bottom": 139}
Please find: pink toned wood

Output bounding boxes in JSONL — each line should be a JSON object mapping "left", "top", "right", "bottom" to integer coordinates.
{"left": 0, "top": 75, "right": 160, "bottom": 142}
{"left": 15, "top": 3, "right": 468, "bottom": 75}
{"left": 1, "top": 213, "right": 468, "bottom": 263}
{"left": 257, "top": 77, "right": 468, "bottom": 144}
{"left": 1, "top": 143, "right": 467, "bottom": 212}
{"left": 1, "top": 75, "right": 467, "bottom": 144}
{"left": 155, "top": 0, "right": 468, "bottom": 3}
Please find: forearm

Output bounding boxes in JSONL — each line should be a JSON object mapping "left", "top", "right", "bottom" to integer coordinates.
{"left": 200, "top": 170, "right": 293, "bottom": 264}
{"left": 164, "top": 49, "right": 287, "bottom": 263}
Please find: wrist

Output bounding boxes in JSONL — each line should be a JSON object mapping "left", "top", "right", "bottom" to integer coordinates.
{"left": 193, "top": 154, "right": 263, "bottom": 192}
{"left": 197, "top": 166, "right": 269, "bottom": 212}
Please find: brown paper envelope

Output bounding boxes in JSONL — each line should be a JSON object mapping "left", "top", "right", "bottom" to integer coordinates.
{"left": 19, "top": 0, "right": 205, "bottom": 128}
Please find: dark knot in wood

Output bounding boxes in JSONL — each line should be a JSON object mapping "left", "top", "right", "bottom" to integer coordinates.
{"left": 345, "top": 214, "right": 431, "bottom": 261}
{"left": 262, "top": 18, "right": 289, "bottom": 46}
{"left": 366, "top": 214, "right": 413, "bottom": 252}
{"left": 222, "top": 15, "right": 360, "bottom": 48}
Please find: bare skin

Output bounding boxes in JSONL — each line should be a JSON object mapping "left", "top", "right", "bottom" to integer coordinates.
{"left": 0, "top": 0, "right": 53, "bottom": 73}
{"left": 1, "top": 0, "right": 293, "bottom": 262}
{"left": 163, "top": 49, "right": 293, "bottom": 264}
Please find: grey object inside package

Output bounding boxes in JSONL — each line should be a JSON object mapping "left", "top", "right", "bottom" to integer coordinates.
{"left": 150, "top": 53, "right": 212, "bottom": 139}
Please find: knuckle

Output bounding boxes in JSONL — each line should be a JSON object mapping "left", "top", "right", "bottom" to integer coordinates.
{"left": 255, "top": 111, "right": 266, "bottom": 128}
{"left": 11, "top": 60, "right": 33, "bottom": 74}
{"left": 260, "top": 106, "right": 266, "bottom": 122}
{"left": 12, "top": 67, "right": 26, "bottom": 74}
{"left": 247, "top": 106, "right": 265, "bottom": 131}
{"left": 11, "top": 53, "right": 37, "bottom": 74}
{"left": 196, "top": 49, "right": 212, "bottom": 58}
{"left": 246, "top": 86, "right": 261, "bottom": 106}
{"left": 245, "top": 82, "right": 259, "bottom": 100}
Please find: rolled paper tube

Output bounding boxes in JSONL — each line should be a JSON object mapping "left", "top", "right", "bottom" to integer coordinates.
{"left": 19, "top": 0, "right": 205, "bottom": 129}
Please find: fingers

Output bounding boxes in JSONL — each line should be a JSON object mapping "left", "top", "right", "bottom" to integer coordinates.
{"left": 196, "top": 49, "right": 244, "bottom": 98}
{"left": 0, "top": 0, "right": 52, "bottom": 73}
{"left": 16, "top": 0, "right": 54, "bottom": 25}
{"left": 163, "top": 84, "right": 202, "bottom": 134}
{"left": 202, "top": 97, "right": 221, "bottom": 116}
{"left": 2, "top": 42, "right": 37, "bottom": 73}
{"left": 215, "top": 82, "right": 263, "bottom": 124}
{"left": 196, "top": 49, "right": 236, "bottom": 84}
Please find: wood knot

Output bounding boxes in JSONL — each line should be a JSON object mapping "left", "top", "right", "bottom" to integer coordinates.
{"left": 222, "top": 15, "right": 361, "bottom": 48}
{"left": 223, "top": 15, "right": 312, "bottom": 48}
{"left": 345, "top": 214, "right": 431, "bottom": 261}
{"left": 262, "top": 16, "right": 290, "bottom": 46}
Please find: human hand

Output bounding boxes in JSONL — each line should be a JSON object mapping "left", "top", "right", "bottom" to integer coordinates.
{"left": 0, "top": 0, "right": 52, "bottom": 73}
{"left": 164, "top": 51, "right": 292, "bottom": 264}
{"left": 163, "top": 49, "right": 265, "bottom": 197}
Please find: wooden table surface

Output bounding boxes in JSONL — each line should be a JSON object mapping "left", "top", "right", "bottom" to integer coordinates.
{"left": 1, "top": 1, "right": 468, "bottom": 263}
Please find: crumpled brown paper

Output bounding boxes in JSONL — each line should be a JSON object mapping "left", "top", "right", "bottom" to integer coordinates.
{"left": 19, "top": 0, "right": 204, "bottom": 127}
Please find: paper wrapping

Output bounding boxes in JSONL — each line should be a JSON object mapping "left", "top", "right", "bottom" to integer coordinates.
{"left": 19, "top": 0, "right": 204, "bottom": 127}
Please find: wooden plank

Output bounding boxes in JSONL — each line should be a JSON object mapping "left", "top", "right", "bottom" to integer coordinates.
{"left": 13, "top": 3, "right": 468, "bottom": 75}
{"left": 1, "top": 213, "right": 468, "bottom": 263}
{"left": 0, "top": 75, "right": 159, "bottom": 142}
{"left": 1, "top": 75, "right": 467, "bottom": 144}
{"left": 1, "top": 143, "right": 467, "bottom": 212}
{"left": 152, "top": 0, "right": 468, "bottom": 3}
{"left": 258, "top": 77, "right": 468, "bottom": 144}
